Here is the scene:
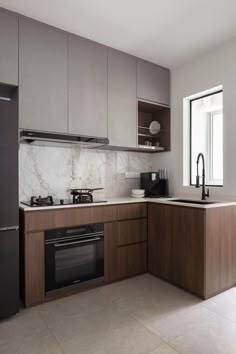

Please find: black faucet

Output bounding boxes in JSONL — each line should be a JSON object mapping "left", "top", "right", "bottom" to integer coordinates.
{"left": 196, "top": 153, "right": 209, "bottom": 200}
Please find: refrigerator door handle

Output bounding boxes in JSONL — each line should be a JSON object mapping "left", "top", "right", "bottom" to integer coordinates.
{"left": 0, "top": 226, "right": 19, "bottom": 232}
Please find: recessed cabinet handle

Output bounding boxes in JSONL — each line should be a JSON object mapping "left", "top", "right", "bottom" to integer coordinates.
{"left": 54, "top": 237, "right": 101, "bottom": 248}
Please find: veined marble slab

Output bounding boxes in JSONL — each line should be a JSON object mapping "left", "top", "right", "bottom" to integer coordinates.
{"left": 19, "top": 144, "right": 152, "bottom": 201}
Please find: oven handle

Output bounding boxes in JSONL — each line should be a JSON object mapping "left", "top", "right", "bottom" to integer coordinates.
{"left": 54, "top": 237, "right": 101, "bottom": 248}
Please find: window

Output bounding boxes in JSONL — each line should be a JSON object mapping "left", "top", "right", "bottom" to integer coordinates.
{"left": 190, "top": 90, "right": 223, "bottom": 186}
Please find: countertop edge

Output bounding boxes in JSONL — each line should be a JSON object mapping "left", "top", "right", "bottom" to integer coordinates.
{"left": 19, "top": 197, "right": 236, "bottom": 212}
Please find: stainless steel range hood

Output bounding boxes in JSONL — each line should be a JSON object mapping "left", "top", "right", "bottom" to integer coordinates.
{"left": 19, "top": 130, "right": 109, "bottom": 148}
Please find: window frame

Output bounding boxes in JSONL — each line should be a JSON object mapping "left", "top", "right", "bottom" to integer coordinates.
{"left": 189, "top": 89, "right": 223, "bottom": 187}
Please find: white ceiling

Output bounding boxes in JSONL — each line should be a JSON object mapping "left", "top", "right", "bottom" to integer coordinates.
{"left": 1, "top": 0, "right": 236, "bottom": 68}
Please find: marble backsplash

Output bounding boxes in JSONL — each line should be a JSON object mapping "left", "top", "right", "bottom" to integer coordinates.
{"left": 19, "top": 144, "right": 153, "bottom": 202}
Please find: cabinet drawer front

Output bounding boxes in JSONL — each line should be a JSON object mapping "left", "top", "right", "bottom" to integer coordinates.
{"left": 24, "top": 206, "right": 117, "bottom": 232}
{"left": 118, "top": 203, "right": 147, "bottom": 220}
{"left": 118, "top": 219, "right": 147, "bottom": 246}
{"left": 118, "top": 242, "right": 147, "bottom": 279}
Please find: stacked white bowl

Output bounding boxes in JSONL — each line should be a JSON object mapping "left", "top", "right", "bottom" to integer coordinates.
{"left": 131, "top": 189, "right": 145, "bottom": 198}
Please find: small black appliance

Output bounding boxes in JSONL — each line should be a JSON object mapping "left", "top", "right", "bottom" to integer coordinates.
{"left": 140, "top": 172, "right": 169, "bottom": 198}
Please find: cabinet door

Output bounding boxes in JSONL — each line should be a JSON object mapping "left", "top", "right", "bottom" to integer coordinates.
{"left": 205, "top": 207, "right": 236, "bottom": 298}
{"left": 148, "top": 203, "right": 172, "bottom": 280}
{"left": 104, "top": 222, "right": 118, "bottom": 282}
{"left": 137, "top": 60, "right": 170, "bottom": 106}
{"left": 68, "top": 36, "right": 108, "bottom": 137}
{"left": 0, "top": 230, "right": 19, "bottom": 318}
{"left": 171, "top": 206, "right": 205, "bottom": 297}
{"left": 19, "top": 19, "right": 68, "bottom": 133}
{"left": 0, "top": 11, "right": 18, "bottom": 85}
{"left": 118, "top": 242, "right": 147, "bottom": 279}
{"left": 24, "top": 232, "right": 45, "bottom": 307}
{"left": 108, "top": 50, "right": 137, "bottom": 147}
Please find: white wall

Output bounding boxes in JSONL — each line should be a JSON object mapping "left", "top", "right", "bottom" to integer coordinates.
{"left": 153, "top": 37, "right": 236, "bottom": 200}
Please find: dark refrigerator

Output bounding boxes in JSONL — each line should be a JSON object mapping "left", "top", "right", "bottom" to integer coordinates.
{"left": 0, "top": 84, "right": 19, "bottom": 319}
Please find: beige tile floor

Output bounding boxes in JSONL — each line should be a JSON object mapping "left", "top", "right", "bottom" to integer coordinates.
{"left": 1, "top": 274, "right": 236, "bottom": 353}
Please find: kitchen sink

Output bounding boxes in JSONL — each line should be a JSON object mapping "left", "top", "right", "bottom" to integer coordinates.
{"left": 169, "top": 199, "right": 220, "bottom": 205}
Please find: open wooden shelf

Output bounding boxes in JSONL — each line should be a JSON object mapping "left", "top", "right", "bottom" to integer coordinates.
{"left": 137, "top": 100, "right": 171, "bottom": 152}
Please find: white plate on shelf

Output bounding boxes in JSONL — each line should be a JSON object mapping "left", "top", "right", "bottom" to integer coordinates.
{"left": 149, "top": 121, "right": 161, "bottom": 135}
{"left": 138, "top": 144, "right": 165, "bottom": 151}
{"left": 131, "top": 194, "right": 145, "bottom": 198}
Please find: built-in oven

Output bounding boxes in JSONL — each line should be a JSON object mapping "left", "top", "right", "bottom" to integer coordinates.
{"left": 45, "top": 223, "right": 104, "bottom": 295}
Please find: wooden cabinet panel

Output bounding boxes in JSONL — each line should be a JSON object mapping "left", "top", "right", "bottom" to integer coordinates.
{"left": 19, "top": 18, "right": 68, "bottom": 132}
{"left": 171, "top": 207, "right": 205, "bottom": 297}
{"left": 104, "top": 222, "right": 118, "bottom": 282}
{"left": 68, "top": 36, "right": 108, "bottom": 138}
{"left": 0, "top": 11, "right": 18, "bottom": 85}
{"left": 24, "top": 205, "right": 117, "bottom": 232}
{"left": 24, "top": 232, "right": 44, "bottom": 306}
{"left": 108, "top": 49, "right": 137, "bottom": 148}
{"left": 137, "top": 60, "right": 170, "bottom": 106}
{"left": 205, "top": 206, "right": 236, "bottom": 298}
{"left": 148, "top": 203, "right": 172, "bottom": 281}
{"left": 118, "top": 203, "right": 147, "bottom": 220}
{"left": 118, "top": 242, "right": 147, "bottom": 279}
{"left": 118, "top": 219, "right": 147, "bottom": 246}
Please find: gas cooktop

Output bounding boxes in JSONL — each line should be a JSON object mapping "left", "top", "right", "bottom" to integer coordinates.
{"left": 21, "top": 191, "right": 107, "bottom": 207}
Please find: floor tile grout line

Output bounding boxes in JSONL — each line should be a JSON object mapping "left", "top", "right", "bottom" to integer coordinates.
{"left": 35, "top": 297, "right": 179, "bottom": 354}
{"left": 36, "top": 308, "right": 66, "bottom": 354}
{"left": 200, "top": 301, "right": 236, "bottom": 326}
{"left": 113, "top": 300, "right": 180, "bottom": 353}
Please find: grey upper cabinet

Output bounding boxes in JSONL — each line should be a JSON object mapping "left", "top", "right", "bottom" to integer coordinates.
{"left": 137, "top": 60, "right": 170, "bottom": 106}
{"left": 19, "top": 19, "right": 68, "bottom": 133}
{"left": 68, "top": 36, "right": 108, "bottom": 138}
{"left": 108, "top": 49, "right": 137, "bottom": 148}
{"left": 0, "top": 11, "right": 18, "bottom": 85}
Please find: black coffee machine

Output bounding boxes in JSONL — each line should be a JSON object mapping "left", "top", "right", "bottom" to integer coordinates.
{"left": 140, "top": 172, "right": 169, "bottom": 198}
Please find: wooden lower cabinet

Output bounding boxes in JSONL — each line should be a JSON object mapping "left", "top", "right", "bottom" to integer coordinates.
{"left": 24, "top": 232, "right": 45, "bottom": 307}
{"left": 23, "top": 201, "right": 236, "bottom": 304}
{"left": 118, "top": 242, "right": 147, "bottom": 279}
{"left": 21, "top": 204, "right": 148, "bottom": 307}
{"left": 171, "top": 207, "right": 205, "bottom": 297}
{"left": 148, "top": 203, "right": 236, "bottom": 299}
{"left": 104, "top": 222, "right": 118, "bottom": 282}
{"left": 205, "top": 207, "right": 236, "bottom": 298}
{"left": 149, "top": 203, "right": 204, "bottom": 296}
{"left": 148, "top": 204, "right": 172, "bottom": 281}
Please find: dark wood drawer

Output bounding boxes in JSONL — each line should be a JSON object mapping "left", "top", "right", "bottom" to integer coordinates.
{"left": 118, "top": 219, "right": 147, "bottom": 246}
{"left": 117, "top": 203, "right": 147, "bottom": 220}
{"left": 118, "top": 242, "right": 147, "bottom": 279}
{"left": 24, "top": 205, "right": 118, "bottom": 232}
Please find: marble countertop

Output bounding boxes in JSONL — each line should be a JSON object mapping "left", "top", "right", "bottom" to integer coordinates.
{"left": 19, "top": 197, "right": 236, "bottom": 211}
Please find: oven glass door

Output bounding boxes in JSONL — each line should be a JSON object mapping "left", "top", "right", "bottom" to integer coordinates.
{"left": 45, "top": 236, "right": 104, "bottom": 293}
